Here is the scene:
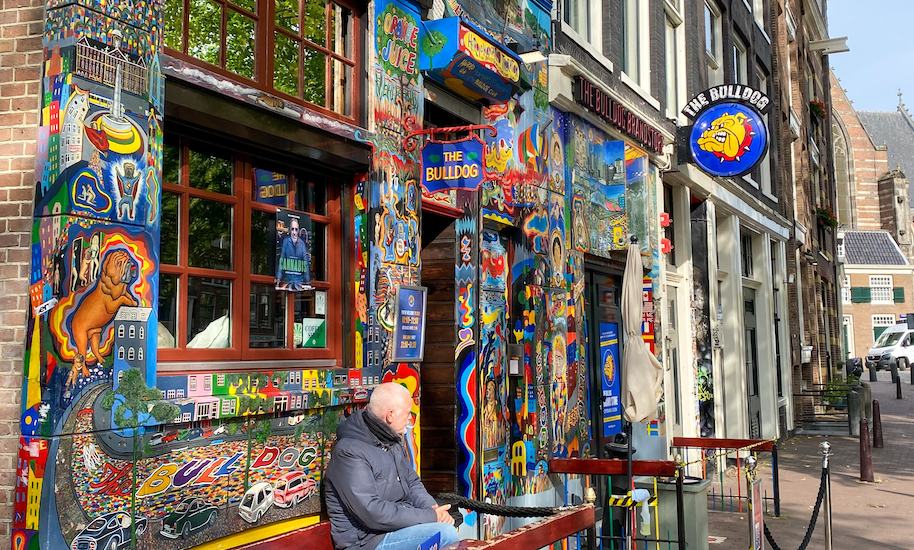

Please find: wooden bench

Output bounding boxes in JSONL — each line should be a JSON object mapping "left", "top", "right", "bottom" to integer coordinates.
{"left": 230, "top": 504, "right": 595, "bottom": 550}
{"left": 232, "top": 520, "right": 334, "bottom": 550}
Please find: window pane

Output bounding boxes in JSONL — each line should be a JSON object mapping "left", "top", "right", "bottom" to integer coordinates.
{"left": 164, "top": 0, "right": 184, "bottom": 50}
{"left": 249, "top": 284, "right": 287, "bottom": 348}
{"left": 294, "top": 172, "right": 326, "bottom": 215}
{"left": 229, "top": 0, "right": 255, "bottom": 13}
{"left": 303, "top": 0, "right": 326, "bottom": 46}
{"left": 275, "top": 0, "right": 300, "bottom": 33}
{"left": 187, "top": 277, "right": 232, "bottom": 347}
{"left": 188, "top": 0, "right": 222, "bottom": 66}
{"left": 330, "top": 3, "right": 352, "bottom": 58}
{"left": 161, "top": 192, "right": 180, "bottom": 265}
{"left": 294, "top": 293, "right": 327, "bottom": 348}
{"left": 226, "top": 10, "right": 256, "bottom": 79}
{"left": 302, "top": 47, "right": 326, "bottom": 106}
{"left": 158, "top": 274, "right": 179, "bottom": 348}
{"left": 250, "top": 209, "right": 276, "bottom": 276}
{"left": 189, "top": 144, "right": 233, "bottom": 194}
{"left": 274, "top": 33, "right": 300, "bottom": 97}
{"left": 311, "top": 222, "right": 326, "bottom": 281}
{"left": 189, "top": 198, "right": 233, "bottom": 270}
{"left": 329, "top": 58, "right": 350, "bottom": 116}
{"left": 163, "top": 136, "right": 180, "bottom": 185}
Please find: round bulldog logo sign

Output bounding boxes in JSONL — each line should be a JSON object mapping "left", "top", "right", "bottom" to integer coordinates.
{"left": 689, "top": 102, "right": 768, "bottom": 178}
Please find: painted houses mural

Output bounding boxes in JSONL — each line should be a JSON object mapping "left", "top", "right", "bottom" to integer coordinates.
{"left": 16, "top": 0, "right": 667, "bottom": 548}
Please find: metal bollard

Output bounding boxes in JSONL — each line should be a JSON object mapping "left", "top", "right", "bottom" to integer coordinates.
{"left": 897, "top": 376, "right": 903, "bottom": 399}
{"left": 860, "top": 419, "right": 875, "bottom": 482}
{"left": 848, "top": 390, "right": 860, "bottom": 436}
{"left": 873, "top": 400, "right": 884, "bottom": 448}
{"left": 891, "top": 360, "right": 899, "bottom": 384}
{"left": 821, "top": 442, "right": 833, "bottom": 550}
{"left": 861, "top": 382, "right": 874, "bottom": 424}
{"left": 869, "top": 365, "right": 878, "bottom": 382}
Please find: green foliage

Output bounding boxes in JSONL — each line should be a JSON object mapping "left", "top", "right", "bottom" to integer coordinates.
{"left": 294, "top": 421, "right": 306, "bottom": 446}
{"left": 420, "top": 30, "right": 446, "bottom": 59}
{"left": 254, "top": 420, "right": 272, "bottom": 445}
{"left": 101, "top": 390, "right": 116, "bottom": 411}
{"left": 111, "top": 369, "right": 180, "bottom": 429}
{"left": 226, "top": 421, "right": 239, "bottom": 435}
{"left": 822, "top": 376, "right": 858, "bottom": 406}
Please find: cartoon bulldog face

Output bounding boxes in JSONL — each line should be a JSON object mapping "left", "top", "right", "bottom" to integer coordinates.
{"left": 697, "top": 111, "right": 753, "bottom": 161}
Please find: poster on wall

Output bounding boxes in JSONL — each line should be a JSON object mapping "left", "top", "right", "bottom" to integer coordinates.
{"left": 275, "top": 208, "right": 312, "bottom": 291}
{"left": 600, "top": 322, "right": 622, "bottom": 437}
{"left": 255, "top": 168, "right": 289, "bottom": 205}
{"left": 391, "top": 285, "right": 427, "bottom": 361}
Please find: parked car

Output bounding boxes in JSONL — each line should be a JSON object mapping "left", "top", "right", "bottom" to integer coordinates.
{"left": 212, "top": 425, "right": 226, "bottom": 436}
{"left": 162, "top": 430, "right": 179, "bottom": 444}
{"left": 238, "top": 482, "right": 274, "bottom": 523}
{"left": 186, "top": 427, "right": 204, "bottom": 440}
{"left": 273, "top": 471, "right": 316, "bottom": 508}
{"left": 201, "top": 427, "right": 215, "bottom": 438}
{"left": 148, "top": 433, "right": 164, "bottom": 446}
{"left": 70, "top": 511, "right": 147, "bottom": 550}
{"left": 160, "top": 497, "right": 218, "bottom": 539}
{"left": 866, "top": 323, "right": 914, "bottom": 370}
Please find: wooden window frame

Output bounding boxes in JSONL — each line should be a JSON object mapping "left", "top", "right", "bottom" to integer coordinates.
{"left": 158, "top": 134, "right": 345, "bottom": 366}
{"left": 164, "top": 0, "right": 361, "bottom": 124}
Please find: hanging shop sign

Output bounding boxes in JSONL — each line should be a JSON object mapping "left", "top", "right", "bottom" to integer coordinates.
{"left": 254, "top": 168, "right": 288, "bottom": 206}
{"left": 600, "top": 322, "right": 622, "bottom": 437}
{"left": 420, "top": 135, "right": 486, "bottom": 194}
{"left": 275, "top": 208, "right": 313, "bottom": 291}
{"left": 418, "top": 17, "right": 527, "bottom": 104}
{"left": 391, "top": 285, "right": 428, "bottom": 362}
{"left": 572, "top": 75, "right": 665, "bottom": 154}
{"left": 681, "top": 85, "right": 771, "bottom": 178}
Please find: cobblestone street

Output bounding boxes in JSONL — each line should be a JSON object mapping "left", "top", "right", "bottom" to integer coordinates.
{"left": 708, "top": 370, "right": 914, "bottom": 549}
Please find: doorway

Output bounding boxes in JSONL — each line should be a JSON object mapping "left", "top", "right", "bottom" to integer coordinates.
{"left": 418, "top": 211, "right": 459, "bottom": 495}
{"left": 744, "top": 288, "right": 761, "bottom": 438}
{"left": 584, "top": 267, "right": 624, "bottom": 456}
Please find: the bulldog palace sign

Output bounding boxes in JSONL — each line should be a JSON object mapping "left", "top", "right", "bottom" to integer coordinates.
{"left": 682, "top": 85, "right": 772, "bottom": 178}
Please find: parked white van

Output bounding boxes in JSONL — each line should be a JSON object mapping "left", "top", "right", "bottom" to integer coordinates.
{"left": 866, "top": 323, "right": 914, "bottom": 370}
{"left": 238, "top": 482, "right": 274, "bottom": 523}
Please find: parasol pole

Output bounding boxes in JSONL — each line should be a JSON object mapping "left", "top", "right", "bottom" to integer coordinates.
{"left": 626, "top": 235, "right": 638, "bottom": 550}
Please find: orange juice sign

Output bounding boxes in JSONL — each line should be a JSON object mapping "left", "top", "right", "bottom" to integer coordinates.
{"left": 377, "top": 0, "right": 419, "bottom": 76}
{"left": 459, "top": 28, "right": 520, "bottom": 84}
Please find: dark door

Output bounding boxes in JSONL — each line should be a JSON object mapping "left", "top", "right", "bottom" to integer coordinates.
{"left": 418, "top": 212, "right": 458, "bottom": 495}
{"left": 584, "top": 268, "right": 623, "bottom": 457}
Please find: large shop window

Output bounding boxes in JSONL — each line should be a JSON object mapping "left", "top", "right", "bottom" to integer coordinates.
{"left": 164, "top": 0, "right": 359, "bottom": 120}
{"left": 158, "top": 132, "right": 344, "bottom": 365}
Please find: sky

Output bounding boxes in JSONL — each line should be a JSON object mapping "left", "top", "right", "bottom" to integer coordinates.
{"left": 828, "top": 0, "right": 914, "bottom": 112}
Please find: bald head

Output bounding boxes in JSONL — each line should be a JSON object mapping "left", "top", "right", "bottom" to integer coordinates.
{"left": 367, "top": 383, "right": 413, "bottom": 435}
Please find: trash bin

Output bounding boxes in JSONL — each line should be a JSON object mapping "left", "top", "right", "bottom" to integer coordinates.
{"left": 634, "top": 475, "right": 710, "bottom": 550}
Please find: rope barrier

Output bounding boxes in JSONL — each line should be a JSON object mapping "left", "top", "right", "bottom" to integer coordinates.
{"left": 763, "top": 467, "right": 827, "bottom": 550}
{"left": 677, "top": 438, "right": 777, "bottom": 468}
{"left": 436, "top": 493, "right": 559, "bottom": 517}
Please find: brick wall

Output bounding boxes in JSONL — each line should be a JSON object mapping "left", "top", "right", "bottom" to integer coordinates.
{"left": 830, "top": 73, "right": 888, "bottom": 231}
{"left": 845, "top": 270, "right": 914, "bottom": 360}
{"left": 0, "top": 0, "right": 42, "bottom": 537}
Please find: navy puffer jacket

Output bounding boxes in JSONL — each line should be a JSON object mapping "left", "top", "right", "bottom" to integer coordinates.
{"left": 325, "top": 409, "right": 438, "bottom": 550}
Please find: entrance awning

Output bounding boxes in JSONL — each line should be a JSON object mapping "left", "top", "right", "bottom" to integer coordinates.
{"left": 418, "top": 18, "right": 532, "bottom": 105}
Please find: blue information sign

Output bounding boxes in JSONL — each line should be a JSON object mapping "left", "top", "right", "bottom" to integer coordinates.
{"left": 600, "top": 322, "right": 622, "bottom": 437}
{"left": 420, "top": 137, "right": 485, "bottom": 195}
{"left": 418, "top": 532, "right": 441, "bottom": 550}
{"left": 391, "top": 285, "right": 428, "bottom": 362}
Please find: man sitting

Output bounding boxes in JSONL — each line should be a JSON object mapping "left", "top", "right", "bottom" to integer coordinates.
{"left": 325, "top": 383, "right": 459, "bottom": 550}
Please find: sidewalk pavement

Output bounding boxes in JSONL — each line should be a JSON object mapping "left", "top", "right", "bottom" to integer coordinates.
{"left": 706, "top": 370, "right": 914, "bottom": 549}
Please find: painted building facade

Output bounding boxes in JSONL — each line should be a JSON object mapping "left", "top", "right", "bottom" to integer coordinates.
{"left": 5, "top": 0, "right": 850, "bottom": 549}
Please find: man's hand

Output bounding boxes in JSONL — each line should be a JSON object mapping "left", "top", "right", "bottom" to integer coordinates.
{"left": 432, "top": 504, "right": 455, "bottom": 525}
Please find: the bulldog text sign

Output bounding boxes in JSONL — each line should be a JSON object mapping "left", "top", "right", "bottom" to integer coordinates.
{"left": 682, "top": 85, "right": 771, "bottom": 178}
{"left": 420, "top": 136, "right": 485, "bottom": 194}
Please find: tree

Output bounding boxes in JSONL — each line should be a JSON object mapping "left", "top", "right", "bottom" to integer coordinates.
{"left": 102, "top": 368, "right": 181, "bottom": 430}
{"left": 420, "top": 30, "right": 446, "bottom": 63}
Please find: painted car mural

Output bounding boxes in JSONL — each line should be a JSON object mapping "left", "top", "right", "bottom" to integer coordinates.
{"left": 239, "top": 482, "right": 275, "bottom": 524}
{"left": 70, "top": 511, "right": 148, "bottom": 550}
{"left": 274, "top": 471, "right": 316, "bottom": 508}
{"left": 159, "top": 497, "right": 219, "bottom": 539}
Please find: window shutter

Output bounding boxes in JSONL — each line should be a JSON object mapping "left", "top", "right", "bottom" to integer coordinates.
{"left": 851, "top": 287, "right": 871, "bottom": 303}
{"left": 894, "top": 287, "right": 905, "bottom": 303}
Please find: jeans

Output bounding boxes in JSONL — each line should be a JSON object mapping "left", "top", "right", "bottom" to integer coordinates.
{"left": 375, "top": 522, "right": 460, "bottom": 550}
